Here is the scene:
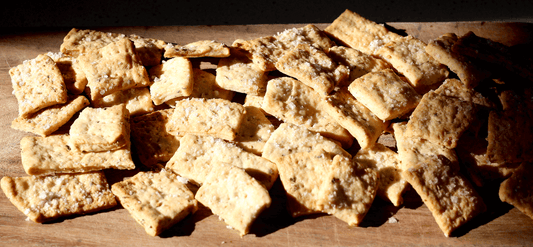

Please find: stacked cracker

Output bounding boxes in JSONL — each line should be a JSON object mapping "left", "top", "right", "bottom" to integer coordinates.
{"left": 3, "top": 9, "right": 533, "bottom": 238}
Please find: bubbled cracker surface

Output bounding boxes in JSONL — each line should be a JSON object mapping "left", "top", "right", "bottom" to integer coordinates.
{"left": 111, "top": 169, "right": 197, "bottom": 236}
{"left": 0, "top": 172, "right": 116, "bottom": 223}
{"left": 149, "top": 57, "right": 194, "bottom": 105}
{"left": 164, "top": 40, "right": 230, "bottom": 58}
{"left": 91, "top": 87, "right": 154, "bottom": 116}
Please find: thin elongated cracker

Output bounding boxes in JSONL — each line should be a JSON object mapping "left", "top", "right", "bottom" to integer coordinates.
{"left": 275, "top": 43, "right": 349, "bottom": 95}
{"left": 9, "top": 54, "right": 68, "bottom": 117}
{"left": 1, "top": 172, "right": 116, "bottom": 223}
{"left": 499, "top": 162, "right": 533, "bottom": 220}
{"left": 47, "top": 52, "right": 88, "bottom": 95}
{"left": 111, "top": 169, "right": 198, "bottom": 236}
{"left": 164, "top": 40, "right": 230, "bottom": 58}
{"left": 216, "top": 49, "right": 268, "bottom": 95}
{"left": 195, "top": 163, "right": 271, "bottom": 237}
{"left": 324, "top": 9, "right": 402, "bottom": 55}
{"left": 149, "top": 57, "right": 194, "bottom": 105}
{"left": 263, "top": 77, "right": 353, "bottom": 148}
{"left": 348, "top": 69, "right": 420, "bottom": 121}
{"left": 11, "top": 95, "right": 89, "bottom": 137}
{"left": 90, "top": 87, "right": 154, "bottom": 116}
{"left": 78, "top": 38, "right": 151, "bottom": 101}
{"left": 234, "top": 106, "right": 275, "bottom": 155}
{"left": 166, "top": 134, "right": 278, "bottom": 189}
{"left": 20, "top": 134, "right": 135, "bottom": 176}
{"left": 327, "top": 46, "right": 392, "bottom": 86}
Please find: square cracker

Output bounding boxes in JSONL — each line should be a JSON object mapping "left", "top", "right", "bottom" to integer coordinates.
{"left": 263, "top": 77, "right": 353, "bottom": 148}
{"left": 216, "top": 49, "right": 268, "bottom": 96}
{"left": 69, "top": 104, "right": 130, "bottom": 152}
{"left": 327, "top": 46, "right": 392, "bottom": 86}
{"left": 21, "top": 134, "right": 135, "bottom": 176}
{"left": 354, "top": 143, "right": 409, "bottom": 207}
{"left": 166, "top": 134, "right": 278, "bottom": 189}
{"left": 234, "top": 106, "right": 275, "bottom": 155}
{"left": 376, "top": 35, "right": 449, "bottom": 94}
{"left": 324, "top": 9, "right": 402, "bottom": 55}
{"left": 90, "top": 87, "right": 154, "bottom": 116}
{"left": 77, "top": 38, "right": 151, "bottom": 101}
{"left": 111, "top": 169, "right": 198, "bottom": 236}
{"left": 348, "top": 69, "right": 420, "bottom": 121}
{"left": 195, "top": 163, "right": 271, "bottom": 236}
{"left": 406, "top": 91, "right": 477, "bottom": 149}
{"left": 1, "top": 172, "right": 116, "bottom": 223}
{"left": 9, "top": 54, "right": 68, "bottom": 117}
{"left": 149, "top": 57, "right": 194, "bottom": 105}
{"left": 275, "top": 43, "right": 349, "bottom": 95}
{"left": 164, "top": 40, "right": 230, "bottom": 58}
{"left": 166, "top": 98, "right": 245, "bottom": 141}
{"left": 130, "top": 109, "right": 180, "bottom": 169}
{"left": 11, "top": 95, "right": 89, "bottom": 137}
{"left": 499, "top": 162, "right": 533, "bottom": 220}
{"left": 323, "top": 88, "right": 388, "bottom": 149}
{"left": 47, "top": 52, "right": 88, "bottom": 95}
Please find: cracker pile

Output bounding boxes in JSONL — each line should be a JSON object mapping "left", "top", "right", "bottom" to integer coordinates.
{"left": 3, "top": 9, "right": 533, "bottom": 238}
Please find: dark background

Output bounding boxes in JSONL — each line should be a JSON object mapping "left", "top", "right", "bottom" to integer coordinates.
{"left": 1, "top": 0, "right": 532, "bottom": 28}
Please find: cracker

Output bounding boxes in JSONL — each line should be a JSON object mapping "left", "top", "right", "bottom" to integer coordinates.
{"left": 166, "top": 98, "right": 245, "bottom": 141}
{"left": 243, "top": 94, "right": 270, "bottom": 116}
{"left": 402, "top": 155, "right": 486, "bottom": 237}
{"left": 60, "top": 28, "right": 167, "bottom": 67}
{"left": 9, "top": 54, "right": 68, "bottom": 117}
{"left": 11, "top": 95, "right": 89, "bottom": 137}
{"left": 323, "top": 88, "right": 388, "bottom": 149}
{"left": 216, "top": 49, "right": 268, "bottom": 95}
{"left": 111, "top": 169, "right": 198, "bottom": 236}
{"left": 486, "top": 110, "right": 533, "bottom": 164}
{"left": 425, "top": 33, "right": 490, "bottom": 88}
{"left": 434, "top": 78, "right": 495, "bottom": 109}
{"left": 324, "top": 9, "right": 402, "bottom": 55}
{"left": 149, "top": 57, "right": 194, "bottom": 105}
{"left": 376, "top": 35, "right": 449, "bottom": 94}
{"left": 130, "top": 109, "right": 180, "bottom": 169}
{"left": 275, "top": 43, "right": 349, "bottom": 95}
{"left": 69, "top": 104, "right": 130, "bottom": 152}
{"left": 90, "top": 87, "right": 154, "bottom": 116}
{"left": 166, "top": 134, "right": 278, "bottom": 189}
{"left": 354, "top": 143, "right": 409, "bottom": 207}
{"left": 77, "top": 38, "right": 151, "bottom": 101}
{"left": 327, "top": 46, "right": 392, "bottom": 86}
{"left": 234, "top": 106, "right": 275, "bottom": 155}
{"left": 263, "top": 77, "right": 353, "bottom": 148}
{"left": 47, "top": 52, "right": 88, "bottom": 95}
{"left": 195, "top": 163, "right": 271, "bottom": 237}
{"left": 20, "top": 134, "right": 135, "bottom": 176}
{"left": 1, "top": 172, "right": 116, "bottom": 223}
{"left": 164, "top": 40, "right": 230, "bottom": 58}
{"left": 348, "top": 69, "right": 420, "bottom": 121}
{"left": 499, "top": 162, "right": 533, "bottom": 220}
{"left": 406, "top": 91, "right": 476, "bottom": 149}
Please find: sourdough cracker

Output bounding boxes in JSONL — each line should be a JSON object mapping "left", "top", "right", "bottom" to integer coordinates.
{"left": 234, "top": 106, "right": 275, "bottom": 155}
{"left": 348, "top": 69, "right": 420, "bottom": 121}
{"left": 111, "top": 169, "right": 198, "bottom": 236}
{"left": 216, "top": 49, "right": 268, "bottom": 95}
{"left": 327, "top": 46, "right": 392, "bottom": 86}
{"left": 243, "top": 94, "right": 270, "bottom": 116}
{"left": 195, "top": 163, "right": 271, "bottom": 236}
{"left": 164, "top": 40, "right": 230, "bottom": 58}
{"left": 91, "top": 87, "right": 154, "bottom": 116}
{"left": 11, "top": 95, "right": 89, "bottom": 137}
{"left": 1, "top": 172, "right": 116, "bottom": 223}
{"left": 47, "top": 52, "right": 88, "bottom": 95}
{"left": 486, "top": 110, "right": 533, "bottom": 164}
{"left": 21, "top": 134, "right": 135, "bottom": 176}
{"left": 499, "top": 162, "right": 533, "bottom": 220}
{"left": 10, "top": 54, "right": 68, "bottom": 117}
{"left": 149, "top": 57, "right": 194, "bottom": 105}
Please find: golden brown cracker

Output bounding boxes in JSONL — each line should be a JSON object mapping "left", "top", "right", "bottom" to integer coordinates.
{"left": 216, "top": 49, "right": 268, "bottom": 95}
{"left": 327, "top": 46, "right": 392, "bottom": 86}
{"left": 499, "top": 162, "right": 533, "bottom": 220}
{"left": 149, "top": 57, "right": 194, "bottom": 105}
{"left": 164, "top": 40, "right": 230, "bottom": 58}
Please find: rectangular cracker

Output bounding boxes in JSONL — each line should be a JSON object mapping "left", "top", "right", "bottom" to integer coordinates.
{"left": 263, "top": 77, "right": 353, "bottom": 148}
{"left": 166, "top": 134, "right": 278, "bottom": 189}
{"left": 47, "top": 51, "right": 88, "bottom": 95}
{"left": 324, "top": 9, "right": 402, "bottom": 55}
{"left": 376, "top": 35, "right": 449, "bottom": 94}
{"left": 216, "top": 49, "right": 268, "bottom": 95}
{"left": 130, "top": 109, "right": 180, "bottom": 169}
{"left": 20, "top": 134, "right": 135, "bottom": 176}
{"left": 77, "top": 38, "right": 151, "bottom": 101}
{"left": 234, "top": 106, "right": 275, "bottom": 155}
{"left": 60, "top": 28, "right": 167, "bottom": 67}
{"left": 9, "top": 54, "right": 68, "bottom": 117}
{"left": 1, "top": 172, "right": 116, "bottom": 223}
{"left": 111, "top": 169, "right": 198, "bottom": 236}
{"left": 164, "top": 40, "right": 230, "bottom": 58}
{"left": 148, "top": 57, "right": 194, "bottom": 105}
{"left": 499, "top": 162, "right": 533, "bottom": 220}
{"left": 275, "top": 43, "right": 349, "bottom": 95}
{"left": 69, "top": 104, "right": 130, "bottom": 152}
{"left": 195, "top": 163, "right": 271, "bottom": 237}
{"left": 11, "top": 95, "right": 89, "bottom": 137}
{"left": 323, "top": 88, "right": 388, "bottom": 149}
{"left": 327, "top": 46, "right": 392, "bottom": 86}
{"left": 354, "top": 143, "right": 409, "bottom": 207}
{"left": 348, "top": 69, "right": 420, "bottom": 121}
{"left": 166, "top": 98, "right": 245, "bottom": 141}
{"left": 90, "top": 87, "right": 154, "bottom": 116}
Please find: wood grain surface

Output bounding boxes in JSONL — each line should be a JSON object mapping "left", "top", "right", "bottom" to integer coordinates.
{"left": 1, "top": 22, "right": 533, "bottom": 246}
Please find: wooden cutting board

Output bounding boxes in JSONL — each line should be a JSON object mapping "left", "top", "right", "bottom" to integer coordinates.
{"left": 1, "top": 22, "right": 533, "bottom": 246}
